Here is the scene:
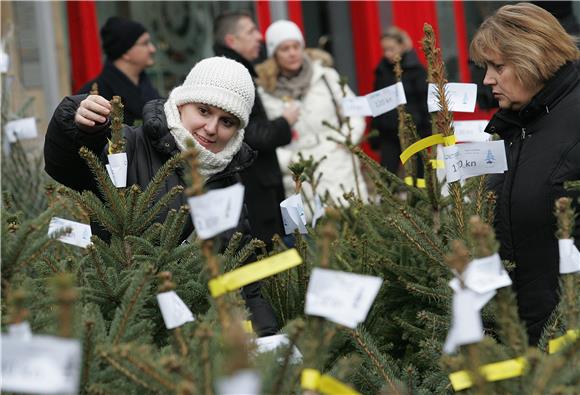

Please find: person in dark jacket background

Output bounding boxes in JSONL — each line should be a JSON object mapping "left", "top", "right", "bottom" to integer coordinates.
{"left": 213, "top": 11, "right": 300, "bottom": 249}
{"left": 470, "top": 2, "right": 580, "bottom": 345}
{"left": 44, "top": 56, "right": 279, "bottom": 336}
{"left": 370, "top": 27, "right": 431, "bottom": 176}
{"left": 77, "top": 17, "right": 161, "bottom": 126}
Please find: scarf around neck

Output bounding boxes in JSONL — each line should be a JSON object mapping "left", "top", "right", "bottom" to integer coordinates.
{"left": 163, "top": 95, "right": 245, "bottom": 179}
{"left": 273, "top": 54, "right": 313, "bottom": 100}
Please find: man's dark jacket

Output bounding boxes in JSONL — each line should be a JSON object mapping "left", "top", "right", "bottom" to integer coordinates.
{"left": 486, "top": 61, "right": 580, "bottom": 345}
{"left": 77, "top": 62, "right": 161, "bottom": 126}
{"left": 370, "top": 50, "right": 431, "bottom": 173}
{"left": 44, "top": 95, "right": 279, "bottom": 336}
{"left": 214, "top": 44, "right": 292, "bottom": 247}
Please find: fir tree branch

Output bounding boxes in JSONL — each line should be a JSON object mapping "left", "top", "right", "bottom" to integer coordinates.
{"left": 99, "top": 349, "right": 158, "bottom": 392}
{"left": 350, "top": 328, "right": 403, "bottom": 395}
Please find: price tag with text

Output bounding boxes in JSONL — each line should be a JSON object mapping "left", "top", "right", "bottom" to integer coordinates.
{"left": 48, "top": 217, "right": 92, "bottom": 248}
{"left": 188, "top": 183, "right": 245, "bottom": 240}
{"left": 1, "top": 335, "right": 81, "bottom": 394}
{"left": 460, "top": 253, "right": 512, "bottom": 294}
{"left": 156, "top": 291, "right": 195, "bottom": 329}
{"left": 340, "top": 97, "right": 372, "bottom": 117}
{"left": 305, "top": 268, "right": 382, "bottom": 328}
{"left": 5, "top": 117, "right": 38, "bottom": 143}
{"left": 457, "top": 141, "right": 507, "bottom": 179}
{"left": 454, "top": 120, "right": 490, "bottom": 142}
{"left": 280, "top": 194, "right": 307, "bottom": 235}
{"left": 366, "top": 82, "right": 407, "bottom": 117}
{"left": 442, "top": 144, "right": 462, "bottom": 183}
{"left": 428, "top": 83, "right": 477, "bottom": 113}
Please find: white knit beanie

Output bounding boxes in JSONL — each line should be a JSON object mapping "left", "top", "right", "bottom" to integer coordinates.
{"left": 167, "top": 56, "right": 255, "bottom": 128}
{"left": 266, "top": 20, "right": 304, "bottom": 57}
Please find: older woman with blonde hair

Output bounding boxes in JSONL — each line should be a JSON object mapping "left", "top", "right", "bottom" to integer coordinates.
{"left": 470, "top": 2, "right": 580, "bottom": 345}
{"left": 256, "top": 20, "right": 368, "bottom": 213}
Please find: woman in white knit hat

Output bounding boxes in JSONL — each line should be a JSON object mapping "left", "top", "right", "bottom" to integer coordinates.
{"left": 44, "top": 56, "right": 279, "bottom": 336}
{"left": 256, "top": 20, "right": 368, "bottom": 214}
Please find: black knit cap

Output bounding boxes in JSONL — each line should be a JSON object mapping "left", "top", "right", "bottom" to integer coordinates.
{"left": 100, "top": 17, "right": 147, "bottom": 61}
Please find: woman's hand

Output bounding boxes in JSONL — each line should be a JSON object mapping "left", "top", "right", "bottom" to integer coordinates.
{"left": 282, "top": 102, "right": 300, "bottom": 126}
{"left": 75, "top": 95, "right": 112, "bottom": 131}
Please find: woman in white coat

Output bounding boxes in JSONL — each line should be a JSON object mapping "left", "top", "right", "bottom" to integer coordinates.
{"left": 256, "top": 20, "right": 368, "bottom": 215}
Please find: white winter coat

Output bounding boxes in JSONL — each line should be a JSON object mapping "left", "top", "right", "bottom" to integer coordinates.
{"left": 258, "top": 60, "right": 368, "bottom": 216}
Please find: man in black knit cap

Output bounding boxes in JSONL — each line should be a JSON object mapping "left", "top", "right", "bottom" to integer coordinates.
{"left": 77, "top": 17, "right": 161, "bottom": 125}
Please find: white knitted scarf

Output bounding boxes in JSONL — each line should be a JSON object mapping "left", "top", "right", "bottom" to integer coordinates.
{"left": 164, "top": 97, "right": 245, "bottom": 179}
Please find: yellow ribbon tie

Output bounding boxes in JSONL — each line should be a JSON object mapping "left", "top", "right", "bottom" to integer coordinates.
{"left": 208, "top": 249, "right": 303, "bottom": 298}
{"left": 449, "top": 357, "right": 527, "bottom": 391}
{"left": 242, "top": 320, "right": 253, "bottom": 334}
{"left": 301, "top": 369, "right": 360, "bottom": 395}
{"left": 107, "top": 138, "right": 114, "bottom": 155}
{"left": 430, "top": 159, "right": 445, "bottom": 169}
{"left": 404, "top": 177, "right": 426, "bottom": 189}
{"left": 399, "top": 134, "right": 456, "bottom": 165}
{"left": 548, "top": 329, "right": 579, "bottom": 354}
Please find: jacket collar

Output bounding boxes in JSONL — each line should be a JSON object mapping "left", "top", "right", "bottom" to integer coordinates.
{"left": 213, "top": 44, "right": 258, "bottom": 78}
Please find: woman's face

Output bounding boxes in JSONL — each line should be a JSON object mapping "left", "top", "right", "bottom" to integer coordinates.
{"left": 275, "top": 40, "right": 304, "bottom": 74}
{"left": 179, "top": 103, "right": 240, "bottom": 153}
{"left": 482, "top": 52, "right": 543, "bottom": 111}
{"left": 381, "top": 37, "right": 404, "bottom": 63}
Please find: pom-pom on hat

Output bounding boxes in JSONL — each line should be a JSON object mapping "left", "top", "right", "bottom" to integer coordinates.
{"left": 265, "top": 20, "right": 304, "bottom": 57}
{"left": 100, "top": 17, "right": 147, "bottom": 61}
{"left": 168, "top": 57, "right": 255, "bottom": 129}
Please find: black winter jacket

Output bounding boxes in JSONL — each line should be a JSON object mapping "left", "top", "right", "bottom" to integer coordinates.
{"left": 486, "top": 61, "right": 580, "bottom": 345}
{"left": 214, "top": 44, "right": 292, "bottom": 247}
{"left": 44, "top": 95, "right": 279, "bottom": 336}
{"left": 370, "top": 50, "right": 431, "bottom": 170}
{"left": 77, "top": 62, "right": 161, "bottom": 126}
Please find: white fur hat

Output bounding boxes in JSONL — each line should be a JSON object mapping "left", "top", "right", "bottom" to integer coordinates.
{"left": 168, "top": 56, "right": 255, "bottom": 128}
{"left": 266, "top": 20, "right": 304, "bottom": 57}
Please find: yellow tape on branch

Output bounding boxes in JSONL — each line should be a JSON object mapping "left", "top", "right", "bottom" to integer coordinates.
{"left": 301, "top": 369, "right": 360, "bottom": 395}
{"left": 430, "top": 159, "right": 445, "bottom": 169}
{"left": 449, "top": 357, "right": 527, "bottom": 391}
{"left": 416, "top": 178, "right": 426, "bottom": 188}
{"left": 399, "top": 134, "right": 456, "bottom": 164}
{"left": 208, "top": 249, "right": 303, "bottom": 297}
{"left": 404, "top": 177, "right": 427, "bottom": 189}
{"left": 549, "top": 329, "right": 579, "bottom": 354}
{"left": 242, "top": 320, "right": 253, "bottom": 334}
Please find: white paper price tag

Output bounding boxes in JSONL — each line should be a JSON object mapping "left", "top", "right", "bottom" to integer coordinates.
{"left": 4, "top": 117, "right": 38, "bottom": 143}
{"left": 106, "top": 152, "right": 128, "bottom": 188}
{"left": 453, "top": 120, "right": 490, "bottom": 142}
{"left": 457, "top": 141, "right": 507, "bottom": 179}
{"left": 451, "top": 253, "right": 512, "bottom": 294}
{"left": 341, "top": 96, "right": 372, "bottom": 117}
{"left": 188, "top": 183, "right": 245, "bottom": 240}
{"left": 255, "top": 334, "right": 303, "bottom": 363}
{"left": 558, "top": 239, "right": 580, "bottom": 274}
{"left": 217, "top": 369, "right": 261, "bottom": 395}
{"left": 428, "top": 83, "right": 477, "bottom": 113}
{"left": 156, "top": 291, "right": 195, "bottom": 329}
{"left": 1, "top": 335, "right": 81, "bottom": 394}
{"left": 8, "top": 322, "right": 32, "bottom": 341}
{"left": 311, "top": 194, "right": 325, "bottom": 228}
{"left": 442, "top": 144, "right": 461, "bottom": 183}
{"left": 443, "top": 287, "right": 488, "bottom": 354}
{"left": 280, "top": 194, "right": 307, "bottom": 235}
{"left": 366, "top": 82, "right": 407, "bottom": 117}
{"left": 305, "top": 268, "right": 382, "bottom": 328}
{"left": 0, "top": 50, "right": 9, "bottom": 73}
{"left": 48, "top": 217, "right": 92, "bottom": 248}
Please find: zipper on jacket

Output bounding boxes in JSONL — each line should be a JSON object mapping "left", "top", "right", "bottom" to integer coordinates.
{"left": 521, "top": 127, "right": 527, "bottom": 140}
